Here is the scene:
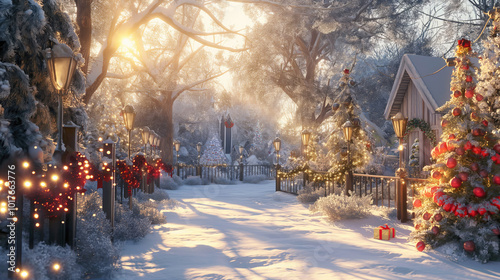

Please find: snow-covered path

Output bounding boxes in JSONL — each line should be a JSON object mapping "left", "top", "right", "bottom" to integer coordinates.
{"left": 118, "top": 181, "right": 500, "bottom": 280}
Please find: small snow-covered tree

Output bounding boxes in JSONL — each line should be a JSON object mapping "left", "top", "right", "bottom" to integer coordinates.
{"left": 409, "top": 138, "right": 420, "bottom": 177}
{"left": 324, "top": 70, "right": 372, "bottom": 179}
{"left": 200, "top": 136, "right": 227, "bottom": 165}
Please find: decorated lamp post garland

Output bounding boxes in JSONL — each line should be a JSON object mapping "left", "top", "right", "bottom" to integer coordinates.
{"left": 410, "top": 38, "right": 500, "bottom": 262}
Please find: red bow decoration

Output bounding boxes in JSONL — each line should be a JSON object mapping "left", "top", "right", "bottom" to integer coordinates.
{"left": 343, "top": 69, "right": 350, "bottom": 74}
{"left": 458, "top": 38, "right": 471, "bottom": 50}
{"left": 376, "top": 224, "right": 395, "bottom": 239}
{"left": 225, "top": 121, "right": 234, "bottom": 128}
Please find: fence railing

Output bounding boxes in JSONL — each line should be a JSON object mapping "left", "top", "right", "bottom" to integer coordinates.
{"left": 276, "top": 167, "right": 429, "bottom": 212}
{"left": 173, "top": 164, "right": 275, "bottom": 182}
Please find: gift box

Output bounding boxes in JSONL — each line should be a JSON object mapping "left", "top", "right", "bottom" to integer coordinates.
{"left": 374, "top": 224, "right": 395, "bottom": 240}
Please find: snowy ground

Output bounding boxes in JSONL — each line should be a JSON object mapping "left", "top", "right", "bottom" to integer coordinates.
{"left": 117, "top": 181, "right": 500, "bottom": 280}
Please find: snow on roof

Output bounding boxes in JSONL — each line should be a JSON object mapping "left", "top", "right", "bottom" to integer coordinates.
{"left": 384, "top": 54, "right": 454, "bottom": 119}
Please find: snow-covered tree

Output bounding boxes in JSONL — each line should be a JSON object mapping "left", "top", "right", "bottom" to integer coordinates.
{"left": 200, "top": 136, "right": 227, "bottom": 165}
{"left": 409, "top": 138, "right": 420, "bottom": 177}
{"left": 324, "top": 70, "right": 372, "bottom": 179}
{"left": 410, "top": 38, "right": 500, "bottom": 262}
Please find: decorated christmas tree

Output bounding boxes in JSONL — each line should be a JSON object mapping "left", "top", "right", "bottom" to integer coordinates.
{"left": 324, "top": 69, "right": 372, "bottom": 180}
{"left": 409, "top": 138, "right": 420, "bottom": 177}
{"left": 477, "top": 8, "right": 500, "bottom": 133}
{"left": 200, "top": 136, "right": 228, "bottom": 165}
{"left": 410, "top": 38, "right": 500, "bottom": 262}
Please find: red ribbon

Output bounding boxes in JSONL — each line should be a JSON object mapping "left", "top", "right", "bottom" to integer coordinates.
{"left": 377, "top": 224, "right": 395, "bottom": 239}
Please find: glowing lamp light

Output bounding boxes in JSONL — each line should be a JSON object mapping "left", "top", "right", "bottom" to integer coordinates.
{"left": 301, "top": 129, "right": 311, "bottom": 146}
{"left": 98, "top": 137, "right": 103, "bottom": 142}
{"left": 53, "top": 263, "right": 61, "bottom": 271}
{"left": 342, "top": 121, "right": 354, "bottom": 142}
{"left": 273, "top": 137, "right": 281, "bottom": 152}
{"left": 45, "top": 43, "right": 77, "bottom": 91}
{"left": 142, "top": 126, "right": 151, "bottom": 145}
{"left": 398, "top": 145, "right": 404, "bottom": 151}
{"left": 40, "top": 182, "right": 46, "bottom": 187}
{"left": 35, "top": 223, "right": 40, "bottom": 227}
{"left": 196, "top": 142, "right": 202, "bottom": 153}
{"left": 391, "top": 112, "right": 408, "bottom": 138}
{"left": 174, "top": 140, "right": 181, "bottom": 152}
{"left": 22, "top": 161, "right": 29, "bottom": 168}
{"left": 24, "top": 181, "right": 31, "bottom": 188}
{"left": 51, "top": 175, "right": 59, "bottom": 182}
{"left": 20, "top": 270, "right": 29, "bottom": 278}
{"left": 34, "top": 213, "right": 39, "bottom": 219}
{"left": 0, "top": 207, "right": 6, "bottom": 213}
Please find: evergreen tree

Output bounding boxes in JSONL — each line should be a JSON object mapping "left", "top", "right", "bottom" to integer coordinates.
{"left": 324, "top": 69, "right": 372, "bottom": 180}
{"left": 409, "top": 138, "right": 420, "bottom": 177}
{"left": 200, "top": 136, "right": 228, "bottom": 165}
{"left": 410, "top": 38, "right": 500, "bottom": 262}
{"left": 252, "top": 120, "right": 263, "bottom": 153}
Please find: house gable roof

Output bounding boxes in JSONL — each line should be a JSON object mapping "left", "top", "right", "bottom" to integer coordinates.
{"left": 384, "top": 54, "right": 454, "bottom": 119}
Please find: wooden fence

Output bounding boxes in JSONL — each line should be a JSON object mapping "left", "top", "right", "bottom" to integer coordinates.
{"left": 173, "top": 164, "right": 275, "bottom": 182}
{"left": 276, "top": 168, "right": 429, "bottom": 211}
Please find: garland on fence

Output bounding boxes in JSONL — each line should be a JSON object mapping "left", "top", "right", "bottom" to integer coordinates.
{"left": 403, "top": 118, "right": 437, "bottom": 146}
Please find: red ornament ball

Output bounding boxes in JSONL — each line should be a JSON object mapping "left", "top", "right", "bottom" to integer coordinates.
{"left": 413, "top": 199, "right": 422, "bottom": 208}
{"left": 471, "top": 162, "right": 479, "bottom": 172}
{"left": 449, "top": 134, "right": 456, "bottom": 140}
{"left": 447, "top": 157, "right": 457, "bottom": 169}
{"left": 453, "top": 108, "right": 461, "bottom": 116}
{"left": 416, "top": 241, "right": 426, "bottom": 252}
{"left": 470, "top": 112, "right": 479, "bottom": 121}
{"left": 415, "top": 224, "right": 420, "bottom": 230}
{"left": 441, "top": 119, "right": 449, "bottom": 128}
{"left": 478, "top": 207, "right": 487, "bottom": 215}
{"left": 479, "top": 170, "right": 488, "bottom": 178}
{"left": 453, "top": 90, "right": 462, "bottom": 98}
{"left": 465, "top": 89, "right": 474, "bottom": 98}
{"left": 482, "top": 120, "right": 488, "bottom": 126}
{"left": 456, "top": 147, "right": 465, "bottom": 155}
{"left": 464, "top": 241, "right": 475, "bottom": 252}
{"left": 434, "top": 213, "right": 443, "bottom": 222}
{"left": 476, "top": 94, "right": 484, "bottom": 101}
{"left": 494, "top": 175, "right": 500, "bottom": 185}
{"left": 432, "top": 226, "right": 440, "bottom": 235}
{"left": 473, "top": 187, "right": 486, "bottom": 198}
{"left": 450, "top": 177, "right": 462, "bottom": 188}
{"left": 462, "top": 65, "right": 470, "bottom": 70}
{"left": 492, "top": 228, "right": 500, "bottom": 235}
{"left": 458, "top": 172, "right": 469, "bottom": 182}
{"left": 423, "top": 212, "right": 431, "bottom": 220}
{"left": 466, "top": 75, "right": 473, "bottom": 82}
{"left": 432, "top": 171, "right": 442, "bottom": 180}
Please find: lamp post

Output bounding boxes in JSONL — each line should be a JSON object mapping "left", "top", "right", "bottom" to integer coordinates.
{"left": 342, "top": 121, "right": 354, "bottom": 195}
{"left": 142, "top": 127, "right": 150, "bottom": 156}
{"left": 196, "top": 142, "right": 202, "bottom": 177}
{"left": 392, "top": 112, "right": 409, "bottom": 222}
{"left": 301, "top": 129, "right": 311, "bottom": 160}
{"left": 45, "top": 43, "right": 78, "bottom": 157}
{"left": 149, "top": 130, "right": 155, "bottom": 156}
{"left": 273, "top": 137, "right": 281, "bottom": 191}
{"left": 121, "top": 105, "right": 136, "bottom": 160}
{"left": 174, "top": 140, "right": 181, "bottom": 177}
{"left": 154, "top": 133, "right": 160, "bottom": 157}
{"left": 239, "top": 145, "right": 244, "bottom": 163}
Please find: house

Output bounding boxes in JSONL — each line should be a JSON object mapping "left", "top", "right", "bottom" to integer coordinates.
{"left": 384, "top": 54, "right": 454, "bottom": 171}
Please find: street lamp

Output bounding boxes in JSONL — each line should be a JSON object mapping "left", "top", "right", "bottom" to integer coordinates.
{"left": 273, "top": 137, "right": 281, "bottom": 165}
{"left": 45, "top": 43, "right": 78, "bottom": 154}
{"left": 342, "top": 121, "right": 354, "bottom": 194}
{"left": 391, "top": 112, "right": 409, "bottom": 222}
{"left": 154, "top": 133, "right": 160, "bottom": 157}
{"left": 174, "top": 140, "right": 181, "bottom": 164}
{"left": 196, "top": 142, "right": 202, "bottom": 163}
{"left": 301, "top": 129, "right": 311, "bottom": 160}
{"left": 142, "top": 127, "right": 150, "bottom": 156}
{"left": 121, "top": 105, "right": 136, "bottom": 159}
{"left": 239, "top": 145, "right": 244, "bottom": 163}
{"left": 149, "top": 130, "right": 155, "bottom": 156}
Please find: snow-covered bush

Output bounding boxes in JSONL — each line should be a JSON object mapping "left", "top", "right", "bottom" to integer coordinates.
{"left": 214, "top": 177, "right": 237, "bottom": 185}
{"left": 310, "top": 191, "right": 373, "bottom": 221}
{"left": 243, "top": 175, "right": 267, "bottom": 184}
{"left": 136, "top": 189, "right": 170, "bottom": 201}
{"left": 159, "top": 175, "right": 180, "bottom": 190}
{"left": 184, "top": 175, "right": 203, "bottom": 185}
{"left": 114, "top": 200, "right": 152, "bottom": 241}
{"left": 137, "top": 199, "right": 166, "bottom": 225}
{"left": 23, "top": 243, "right": 82, "bottom": 280}
{"left": 76, "top": 192, "right": 120, "bottom": 278}
{"left": 297, "top": 183, "right": 325, "bottom": 204}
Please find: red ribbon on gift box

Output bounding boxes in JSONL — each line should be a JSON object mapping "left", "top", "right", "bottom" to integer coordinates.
{"left": 377, "top": 224, "right": 395, "bottom": 239}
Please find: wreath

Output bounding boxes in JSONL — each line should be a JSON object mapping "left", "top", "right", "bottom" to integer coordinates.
{"left": 403, "top": 118, "right": 436, "bottom": 146}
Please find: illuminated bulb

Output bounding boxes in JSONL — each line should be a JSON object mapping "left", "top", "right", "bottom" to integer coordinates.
{"left": 34, "top": 213, "right": 39, "bottom": 219}
{"left": 63, "top": 183, "right": 69, "bottom": 188}
{"left": 32, "top": 171, "right": 35, "bottom": 174}
{"left": 13, "top": 217, "right": 17, "bottom": 222}
{"left": 22, "top": 161, "right": 29, "bottom": 168}
{"left": 398, "top": 145, "right": 404, "bottom": 151}
{"left": 53, "top": 263, "right": 60, "bottom": 271}
{"left": 0, "top": 208, "right": 6, "bottom": 213}
{"left": 99, "top": 148, "right": 103, "bottom": 152}
{"left": 40, "top": 182, "right": 46, "bottom": 187}
{"left": 98, "top": 137, "right": 103, "bottom": 141}
{"left": 64, "top": 208, "right": 68, "bottom": 212}
{"left": 63, "top": 166, "right": 68, "bottom": 170}
{"left": 24, "top": 181, "right": 31, "bottom": 188}
{"left": 35, "top": 223, "right": 40, "bottom": 227}
{"left": 20, "top": 270, "right": 28, "bottom": 278}
{"left": 51, "top": 175, "right": 59, "bottom": 181}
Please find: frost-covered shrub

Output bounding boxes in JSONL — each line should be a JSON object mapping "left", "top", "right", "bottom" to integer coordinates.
{"left": 297, "top": 183, "right": 325, "bottom": 204}
{"left": 159, "top": 175, "right": 180, "bottom": 190}
{"left": 136, "top": 189, "right": 170, "bottom": 201}
{"left": 214, "top": 177, "right": 237, "bottom": 185}
{"left": 172, "top": 174, "right": 184, "bottom": 185}
{"left": 243, "top": 175, "right": 267, "bottom": 184}
{"left": 23, "top": 243, "right": 82, "bottom": 280}
{"left": 76, "top": 192, "right": 120, "bottom": 278}
{"left": 114, "top": 199, "right": 152, "bottom": 241}
{"left": 310, "top": 191, "right": 373, "bottom": 221}
{"left": 184, "top": 176, "right": 203, "bottom": 185}
{"left": 137, "top": 199, "right": 166, "bottom": 225}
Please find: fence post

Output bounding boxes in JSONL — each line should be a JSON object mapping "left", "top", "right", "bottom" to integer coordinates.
{"left": 275, "top": 164, "right": 280, "bottom": 191}
{"left": 239, "top": 163, "right": 244, "bottom": 181}
{"left": 102, "top": 141, "right": 116, "bottom": 234}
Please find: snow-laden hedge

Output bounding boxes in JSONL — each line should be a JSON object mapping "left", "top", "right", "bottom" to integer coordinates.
{"left": 310, "top": 191, "right": 373, "bottom": 221}
{"left": 297, "top": 183, "right": 326, "bottom": 204}
{"left": 23, "top": 243, "right": 82, "bottom": 280}
{"left": 184, "top": 176, "right": 204, "bottom": 185}
{"left": 159, "top": 175, "right": 181, "bottom": 190}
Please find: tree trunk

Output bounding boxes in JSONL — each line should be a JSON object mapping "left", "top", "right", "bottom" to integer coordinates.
{"left": 160, "top": 94, "right": 174, "bottom": 165}
{"left": 75, "top": 0, "right": 93, "bottom": 75}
